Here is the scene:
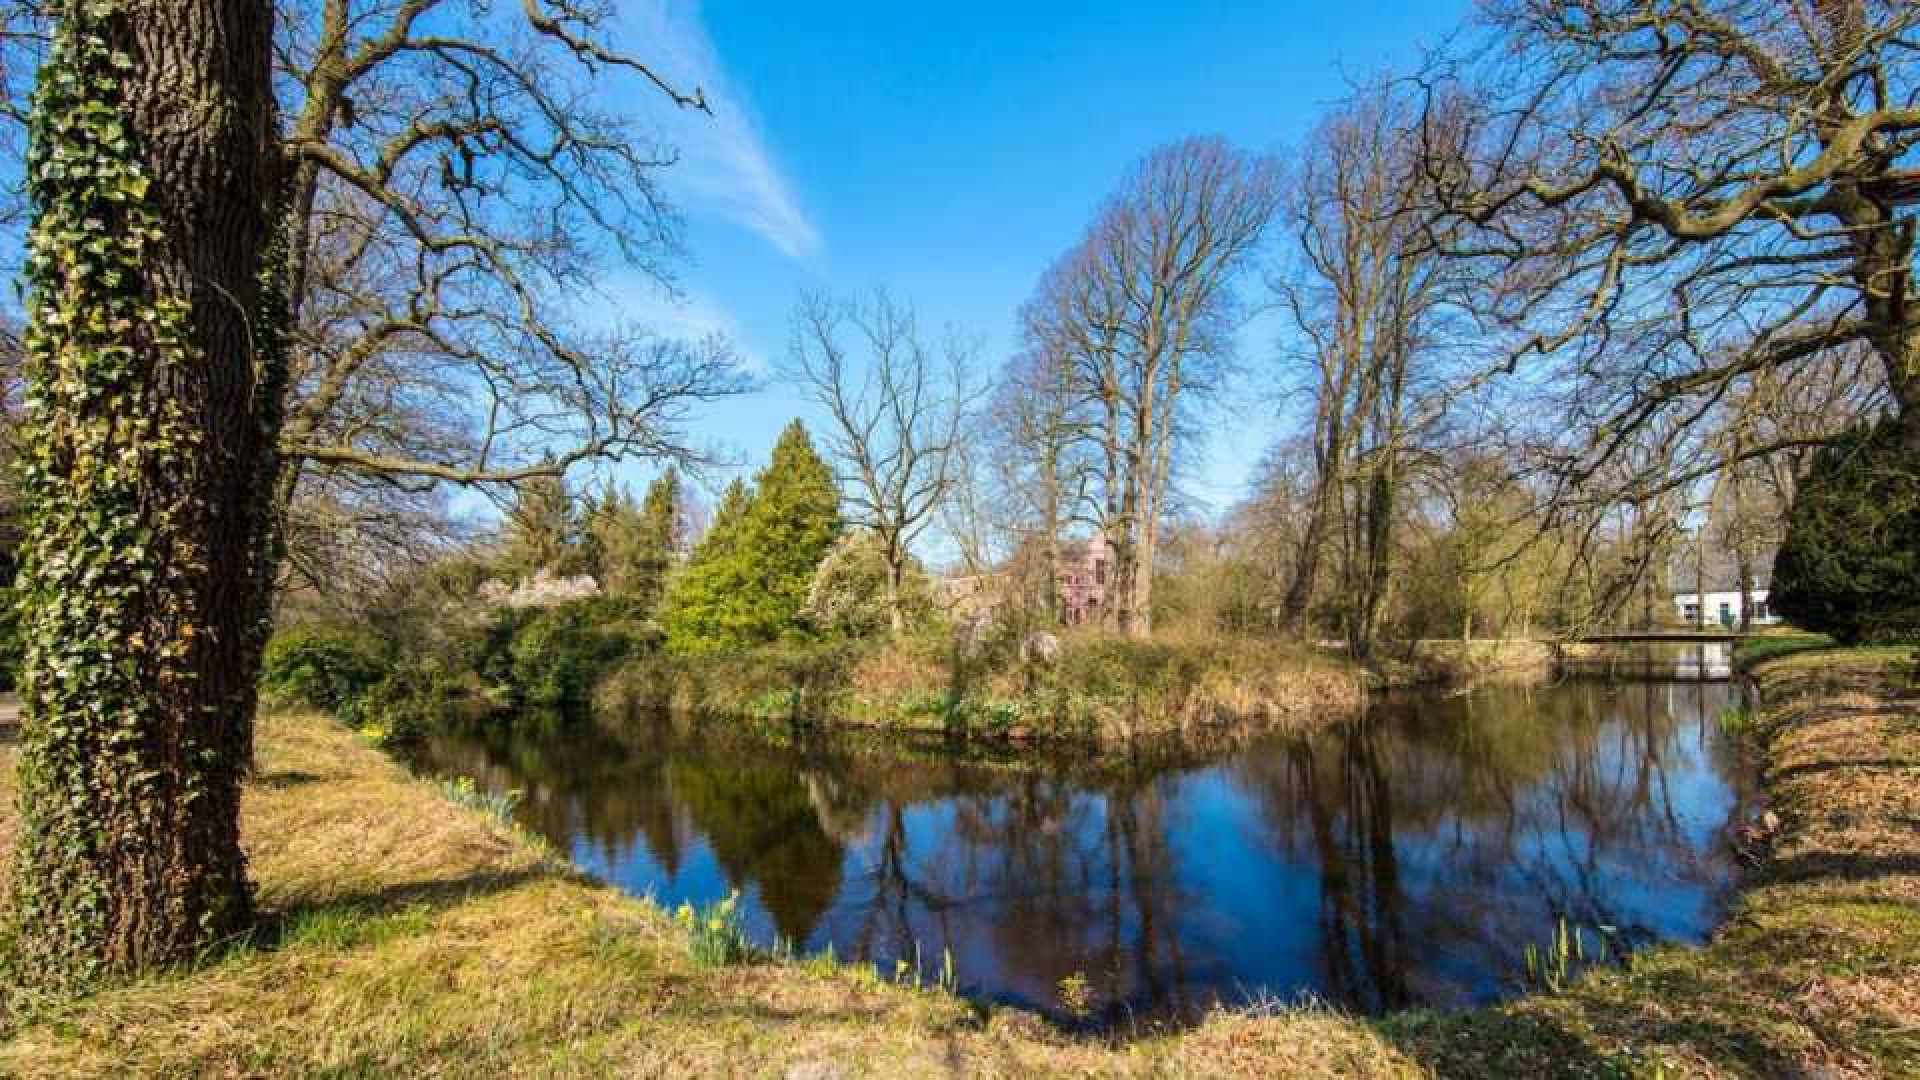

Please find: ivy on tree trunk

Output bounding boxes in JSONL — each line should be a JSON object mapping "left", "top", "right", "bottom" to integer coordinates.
{"left": 8, "top": 0, "right": 285, "bottom": 983}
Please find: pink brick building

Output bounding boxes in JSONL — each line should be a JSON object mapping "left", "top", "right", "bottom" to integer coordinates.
{"left": 1056, "top": 532, "right": 1111, "bottom": 625}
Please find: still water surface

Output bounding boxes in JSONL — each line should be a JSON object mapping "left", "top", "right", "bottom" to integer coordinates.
{"left": 415, "top": 675, "right": 1753, "bottom": 1026}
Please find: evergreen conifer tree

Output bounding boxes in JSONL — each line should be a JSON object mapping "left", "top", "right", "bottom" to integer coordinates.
{"left": 663, "top": 423, "right": 840, "bottom": 650}
{"left": 585, "top": 469, "right": 684, "bottom": 614}
{"left": 1771, "top": 420, "right": 1920, "bottom": 643}
{"left": 583, "top": 482, "right": 643, "bottom": 594}
{"left": 504, "top": 471, "right": 582, "bottom": 577}
{"left": 663, "top": 478, "right": 751, "bottom": 650}
{"left": 631, "top": 468, "right": 684, "bottom": 613}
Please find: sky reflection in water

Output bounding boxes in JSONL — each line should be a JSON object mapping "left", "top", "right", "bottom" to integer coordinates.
{"left": 417, "top": 673, "right": 1754, "bottom": 1027}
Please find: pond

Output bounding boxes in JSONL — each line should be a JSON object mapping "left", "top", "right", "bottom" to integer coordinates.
{"left": 412, "top": 673, "right": 1756, "bottom": 1028}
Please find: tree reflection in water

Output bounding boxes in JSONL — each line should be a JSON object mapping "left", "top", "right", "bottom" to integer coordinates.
{"left": 415, "top": 678, "right": 1753, "bottom": 1027}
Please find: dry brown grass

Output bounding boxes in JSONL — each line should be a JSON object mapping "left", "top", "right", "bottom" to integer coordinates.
{"left": 605, "top": 634, "right": 1369, "bottom": 744}
{"left": 985, "top": 635, "right": 1369, "bottom": 740}
{"left": 1392, "top": 639, "right": 1558, "bottom": 687}
{"left": 844, "top": 641, "right": 950, "bottom": 704}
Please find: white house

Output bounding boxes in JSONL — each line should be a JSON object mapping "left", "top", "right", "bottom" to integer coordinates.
{"left": 1672, "top": 586, "right": 1780, "bottom": 628}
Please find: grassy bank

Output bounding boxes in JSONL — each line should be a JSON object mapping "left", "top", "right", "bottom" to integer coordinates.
{"left": 1, "top": 646, "right": 1913, "bottom": 1076}
{"left": 1730, "top": 631, "right": 1838, "bottom": 672}
{"left": 601, "top": 634, "right": 1368, "bottom": 741}
{"left": 1373, "top": 639, "right": 1558, "bottom": 688}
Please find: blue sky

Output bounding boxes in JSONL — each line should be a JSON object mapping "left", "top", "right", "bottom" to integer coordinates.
{"left": 596, "top": 0, "right": 1470, "bottom": 518}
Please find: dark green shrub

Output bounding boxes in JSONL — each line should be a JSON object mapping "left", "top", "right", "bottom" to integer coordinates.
{"left": 1772, "top": 421, "right": 1920, "bottom": 644}
{"left": 463, "top": 605, "right": 535, "bottom": 697}
{"left": 502, "top": 598, "right": 645, "bottom": 706}
{"left": 356, "top": 657, "right": 463, "bottom": 746}
{"left": 261, "top": 623, "right": 390, "bottom": 714}
{"left": 1051, "top": 639, "right": 1206, "bottom": 701}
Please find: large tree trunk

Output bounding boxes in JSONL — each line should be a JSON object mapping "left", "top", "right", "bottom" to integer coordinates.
{"left": 1351, "top": 330, "right": 1410, "bottom": 660}
{"left": 883, "top": 543, "right": 907, "bottom": 639}
{"left": 1694, "top": 528, "right": 1708, "bottom": 632}
{"left": 1840, "top": 168, "right": 1920, "bottom": 454}
{"left": 1282, "top": 482, "right": 1332, "bottom": 638}
{"left": 1352, "top": 461, "right": 1396, "bottom": 660}
{"left": 1880, "top": 333, "right": 1920, "bottom": 454}
{"left": 1110, "top": 441, "right": 1145, "bottom": 638}
{"left": 1039, "top": 453, "right": 1061, "bottom": 624}
{"left": 1128, "top": 519, "right": 1156, "bottom": 639}
{"left": 1096, "top": 358, "right": 1124, "bottom": 632}
{"left": 1736, "top": 552, "right": 1755, "bottom": 634}
{"left": 1283, "top": 400, "right": 1349, "bottom": 641}
{"left": 1131, "top": 357, "right": 1182, "bottom": 642}
{"left": 11, "top": 0, "right": 284, "bottom": 982}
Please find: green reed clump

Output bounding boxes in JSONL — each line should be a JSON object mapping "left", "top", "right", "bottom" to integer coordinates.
{"left": 438, "top": 776, "right": 520, "bottom": 825}
{"left": 677, "top": 891, "right": 755, "bottom": 968}
{"left": 1521, "top": 918, "right": 1621, "bottom": 993}
{"left": 1055, "top": 971, "right": 1095, "bottom": 1020}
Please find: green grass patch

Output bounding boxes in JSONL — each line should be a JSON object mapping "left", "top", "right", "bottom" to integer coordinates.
{"left": 1715, "top": 702, "right": 1757, "bottom": 733}
{"left": 278, "top": 904, "right": 434, "bottom": 951}
{"left": 1732, "top": 631, "right": 1836, "bottom": 671}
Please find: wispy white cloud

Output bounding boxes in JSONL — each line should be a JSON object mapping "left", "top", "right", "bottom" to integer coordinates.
{"left": 601, "top": 274, "right": 771, "bottom": 375}
{"left": 623, "top": 1, "right": 821, "bottom": 259}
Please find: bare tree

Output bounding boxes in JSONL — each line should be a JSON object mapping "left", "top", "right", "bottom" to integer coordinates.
{"left": 1231, "top": 437, "right": 1319, "bottom": 630}
{"left": 0, "top": 1, "right": 745, "bottom": 978}
{"left": 270, "top": 1, "right": 749, "bottom": 579}
{"left": 935, "top": 421, "right": 1005, "bottom": 581}
{"left": 1021, "top": 137, "right": 1281, "bottom": 637}
{"left": 277, "top": 481, "right": 469, "bottom": 602}
{"left": 789, "top": 292, "right": 977, "bottom": 637}
{"left": 1425, "top": 0, "right": 1920, "bottom": 500}
{"left": 1272, "top": 88, "right": 1463, "bottom": 655}
{"left": 982, "top": 326, "right": 1093, "bottom": 619}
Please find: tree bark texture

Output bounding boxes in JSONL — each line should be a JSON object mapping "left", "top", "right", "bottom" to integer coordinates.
{"left": 11, "top": 0, "right": 284, "bottom": 980}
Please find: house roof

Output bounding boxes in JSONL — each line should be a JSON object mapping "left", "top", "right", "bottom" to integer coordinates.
{"left": 1671, "top": 582, "right": 1768, "bottom": 598}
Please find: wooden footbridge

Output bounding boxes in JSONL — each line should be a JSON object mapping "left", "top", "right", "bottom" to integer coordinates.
{"left": 1553, "top": 631, "right": 1751, "bottom": 681}
{"left": 1562, "top": 631, "right": 1751, "bottom": 645}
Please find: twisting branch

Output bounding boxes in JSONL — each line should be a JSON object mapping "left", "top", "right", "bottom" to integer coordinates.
{"left": 263, "top": 0, "right": 744, "bottom": 589}
{"left": 1422, "top": 0, "right": 1920, "bottom": 513}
